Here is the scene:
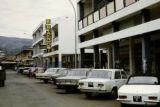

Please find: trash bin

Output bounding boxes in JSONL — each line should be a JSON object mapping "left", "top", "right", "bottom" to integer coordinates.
{"left": 0, "top": 64, "right": 6, "bottom": 87}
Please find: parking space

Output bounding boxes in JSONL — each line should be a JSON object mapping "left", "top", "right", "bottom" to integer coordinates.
{"left": 0, "top": 70, "right": 121, "bottom": 107}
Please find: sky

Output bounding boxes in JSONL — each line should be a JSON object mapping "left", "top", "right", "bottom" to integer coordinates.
{"left": 0, "top": 0, "right": 75, "bottom": 39}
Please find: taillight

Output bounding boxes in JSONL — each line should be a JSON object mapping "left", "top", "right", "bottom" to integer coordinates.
{"left": 148, "top": 96, "right": 157, "bottom": 100}
{"left": 119, "top": 95, "right": 127, "bottom": 99}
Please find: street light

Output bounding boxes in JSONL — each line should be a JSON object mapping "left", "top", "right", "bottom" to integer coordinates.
{"left": 68, "top": 0, "right": 77, "bottom": 68}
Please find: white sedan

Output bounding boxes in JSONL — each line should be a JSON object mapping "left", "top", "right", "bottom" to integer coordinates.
{"left": 117, "top": 74, "right": 160, "bottom": 107}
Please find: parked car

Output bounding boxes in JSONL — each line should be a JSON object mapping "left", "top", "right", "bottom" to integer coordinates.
{"left": 0, "top": 64, "right": 6, "bottom": 87}
{"left": 78, "top": 69, "right": 127, "bottom": 98}
{"left": 56, "top": 68, "right": 91, "bottom": 91}
{"left": 16, "top": 67, "right": 25, "bottom": 73}
{"left": 51, "top": 68, "right": 68, "bottom": 84}
{"left": 117, "top": 74, "right": 160, "bottom": 107}
{"left": 32, "top": 67, "right": 44, "bottom": 78}
{"left": 23, "top": 67, "right": 36, "bottom": 77}
{"left": 36, "top": 68, "right": 60, "bottom": 83}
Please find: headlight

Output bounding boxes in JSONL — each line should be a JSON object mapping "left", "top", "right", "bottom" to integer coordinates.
{"left": 148, "top": 96, "right": 157, "bottom": 100}
{"left": 79, "top": 82, "right": 84, "bottom": 86}
{"left": 118, "top": 95, "right": 127, "bottom": 99}
{"left": 98, "top": 83, "right": 104, "bottom": 87}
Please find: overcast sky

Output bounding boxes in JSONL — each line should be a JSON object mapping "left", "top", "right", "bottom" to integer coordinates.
{"left": 0, "top": 0, "right": 75, "bottom": 39}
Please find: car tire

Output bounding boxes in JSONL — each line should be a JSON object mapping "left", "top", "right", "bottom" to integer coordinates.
{"left": 121, "top": 103, "right": 127, "bottom": 107}
{"left": 85, "top": 92, "right": 93, "bottom": 98}
{"left": 43, "top": 79, "right": 48, "bottom": 83}
{"left": 111, "top": 88, "right": 118, "bottom": 99}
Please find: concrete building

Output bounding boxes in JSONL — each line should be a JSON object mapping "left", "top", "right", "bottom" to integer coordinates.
{"left": 43, "top": 16, "right": 77, "bottom": 69}
{"left": 16, "top": 47, "right": 33, "bottom": 66}
{"left": 32, "top": 16, "right": 78, "bottom": 69}
{"left": 77, "top": 0, "right": 160, "bottom": 75}
{"left": 32, "top": 22, "right": 44, "bottom": 67}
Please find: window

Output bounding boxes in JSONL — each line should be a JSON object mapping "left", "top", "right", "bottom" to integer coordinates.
{"left": 121, "top": 71, "right": 127, "bottom": 79}
{"left": 115, "top": 71, "right": 121, "bottom": 79}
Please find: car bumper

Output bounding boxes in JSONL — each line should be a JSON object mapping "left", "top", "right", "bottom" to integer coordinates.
{"left": 117, "top": 98, "right": 159, "bottom": 106}
{"left": 79, "top": 88, "right": 109, "bottom": 93}
{"left": 36, "top": 76, "right": 51, "bottom": 80}
{"left": 56, "top": 83, "right": 78, "bottom": 89}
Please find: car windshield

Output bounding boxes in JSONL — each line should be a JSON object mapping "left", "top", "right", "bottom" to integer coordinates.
{"left": 56, "top": 69, "right": 68, "bottom": 75}
{"left": 88, "top": 70, "right": 112, "bottom": 78}
{"left": 46, "top": 68, "right": 57, "bottom": 73}
{"left": 127, "top": 76, "right": 159, "bottom": 85}
{"left": 67, "top": 69, "right": 87, "bottom": 76}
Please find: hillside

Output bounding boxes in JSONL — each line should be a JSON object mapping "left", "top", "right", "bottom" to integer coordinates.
{"left": 0, "top": 36, "right": 33, "bottom": 55}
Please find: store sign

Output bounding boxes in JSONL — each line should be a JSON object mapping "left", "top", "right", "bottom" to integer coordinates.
{"left": 45, "top": 19, "right": 52, "bottom": 52}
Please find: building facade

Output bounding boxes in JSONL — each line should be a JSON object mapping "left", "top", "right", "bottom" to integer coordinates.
{"left": 77, "top": 0, "right": 160, "bottom": 74}
{"left": 32, "top": 16, "right": 78, "bottom": 69}
{"left": 16, "top": 47, "right": 33, "bottom": 66}
{"left": 43, "top": 17, "right": 77, "bottom": 69}
{"left": 32, "top": 22, "right": 44, "bottom": 67}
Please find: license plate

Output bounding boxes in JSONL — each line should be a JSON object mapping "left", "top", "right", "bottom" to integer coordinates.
{"left": 88, "top": 82, "right": 93, "bottom": 87}
{"left": 133, "top": 96, "right": 142, "bottom": 102}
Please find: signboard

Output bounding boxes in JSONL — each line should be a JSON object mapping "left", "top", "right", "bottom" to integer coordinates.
{"left": 45, "top": 19, "right": 52, "bottom": 52}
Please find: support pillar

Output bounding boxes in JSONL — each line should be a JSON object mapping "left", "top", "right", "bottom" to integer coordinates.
{"left": 80, "top": 48, "right": 85, "bottom": 68}
{"left": 108, "top": 47, "right": 113, "bottom": 69}
{"left": 112, "top": 41, "right": 120, "bottom": 69}
{"left": 99, "top": 50, "right": 103, "bottom": 68}
{"left": 141, "top": 9, "right": 151, "bottom": 74}
{"left": 129, "top": 38, "right": 135, "bottom": 74}
{"left": 58, "top": 54, "right": 62, "bottom": 68}
{"left": 94, "top": 45, "right": 99, "bottom": 68}
{"left": 142, "top": 35, "right": 151, "bottom": 74}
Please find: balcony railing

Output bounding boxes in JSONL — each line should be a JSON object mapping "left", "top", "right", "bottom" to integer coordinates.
{"left": 78, "top": 0, "right": 138, "bottom": 30}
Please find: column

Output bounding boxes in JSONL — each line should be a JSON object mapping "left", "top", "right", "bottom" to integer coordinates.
{"left": 80, "top": 48, "right": 85, "bottom": 68}
{"left": 112, "top": 41, "right": 120, "bottom": 69}
{"left": 112, "top": 22, "right": 120, "bottom": 69}
{"left": 93, "top": 29, "right": 99, "bottom": 68}
{"left": 80, "top": 35, "right": 85, "bottom": 68}
{"left": 141, "top": 9, "right": 151, "bottom": 74}
{"left": 129, "top": 38, "right": 135, "bottom": 74}
{"left": 58, "top": 54, "right": 62, "bottom": 68}
{"left": 94, "top": 45, "right": 99, "bottom": 68}
{"left": 99, "top": 50, "right": 103, "bottom": 68}
{"left": 108, "top": 47, "right": 113, "bottom": 69}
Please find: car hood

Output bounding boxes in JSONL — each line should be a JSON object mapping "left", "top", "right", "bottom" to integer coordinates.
{"left": 57, "top": 76, "right": 86, "bottom": 80}
{"left": 79, "top": 78, "right": 111, "bottom": 83}
{"left": 119, "top": 85, "right": 160, "bottom": 94}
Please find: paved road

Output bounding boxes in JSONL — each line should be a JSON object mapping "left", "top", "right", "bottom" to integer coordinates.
{"left": 0, "top": 70, "right": 121, "bottom": 107}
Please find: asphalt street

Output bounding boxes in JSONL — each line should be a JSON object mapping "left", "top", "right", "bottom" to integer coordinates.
{"left": 0, "top": 70, "right": 121, "bottom": 107}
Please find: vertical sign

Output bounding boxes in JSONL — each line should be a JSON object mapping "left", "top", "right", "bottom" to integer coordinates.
{"left": 45, "top": 19, "right": 52, "bottom": 52}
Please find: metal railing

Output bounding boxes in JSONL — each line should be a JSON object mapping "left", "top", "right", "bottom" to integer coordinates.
{"left": 78, "top": 0, "right": 138, "bottom": 30}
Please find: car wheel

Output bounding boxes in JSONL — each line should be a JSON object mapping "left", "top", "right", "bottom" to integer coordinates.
{"left": 121, "top": 103, "right": 127, "bottom": 107}
{"left": 111, "top": 88, "right": 118, "bottom": 99}
{"left": 85, "top": 92, "right": 93, "bottom": 98}
{"left": 43, "top": 79, "right": 48, "bottom": 83}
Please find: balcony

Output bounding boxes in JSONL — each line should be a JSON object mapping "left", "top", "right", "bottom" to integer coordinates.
{"left": 78, "top": 0, "right": 138, "bottom": 30}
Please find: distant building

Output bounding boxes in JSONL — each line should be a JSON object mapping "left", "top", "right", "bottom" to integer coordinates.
{"left": 0, "top": 50, "right": 5, "bottom": 60}
{"left": 16, "top": 47, "right": 33, "bottom": 66}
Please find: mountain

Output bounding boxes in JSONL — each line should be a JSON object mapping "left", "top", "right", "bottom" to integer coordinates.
{"left": 0, "top": 36, "right": 33, "bottom": 55}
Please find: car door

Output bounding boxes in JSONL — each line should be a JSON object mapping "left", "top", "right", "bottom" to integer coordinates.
{"left": 114, "top": 71, "right": 124, "bottom": 88}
